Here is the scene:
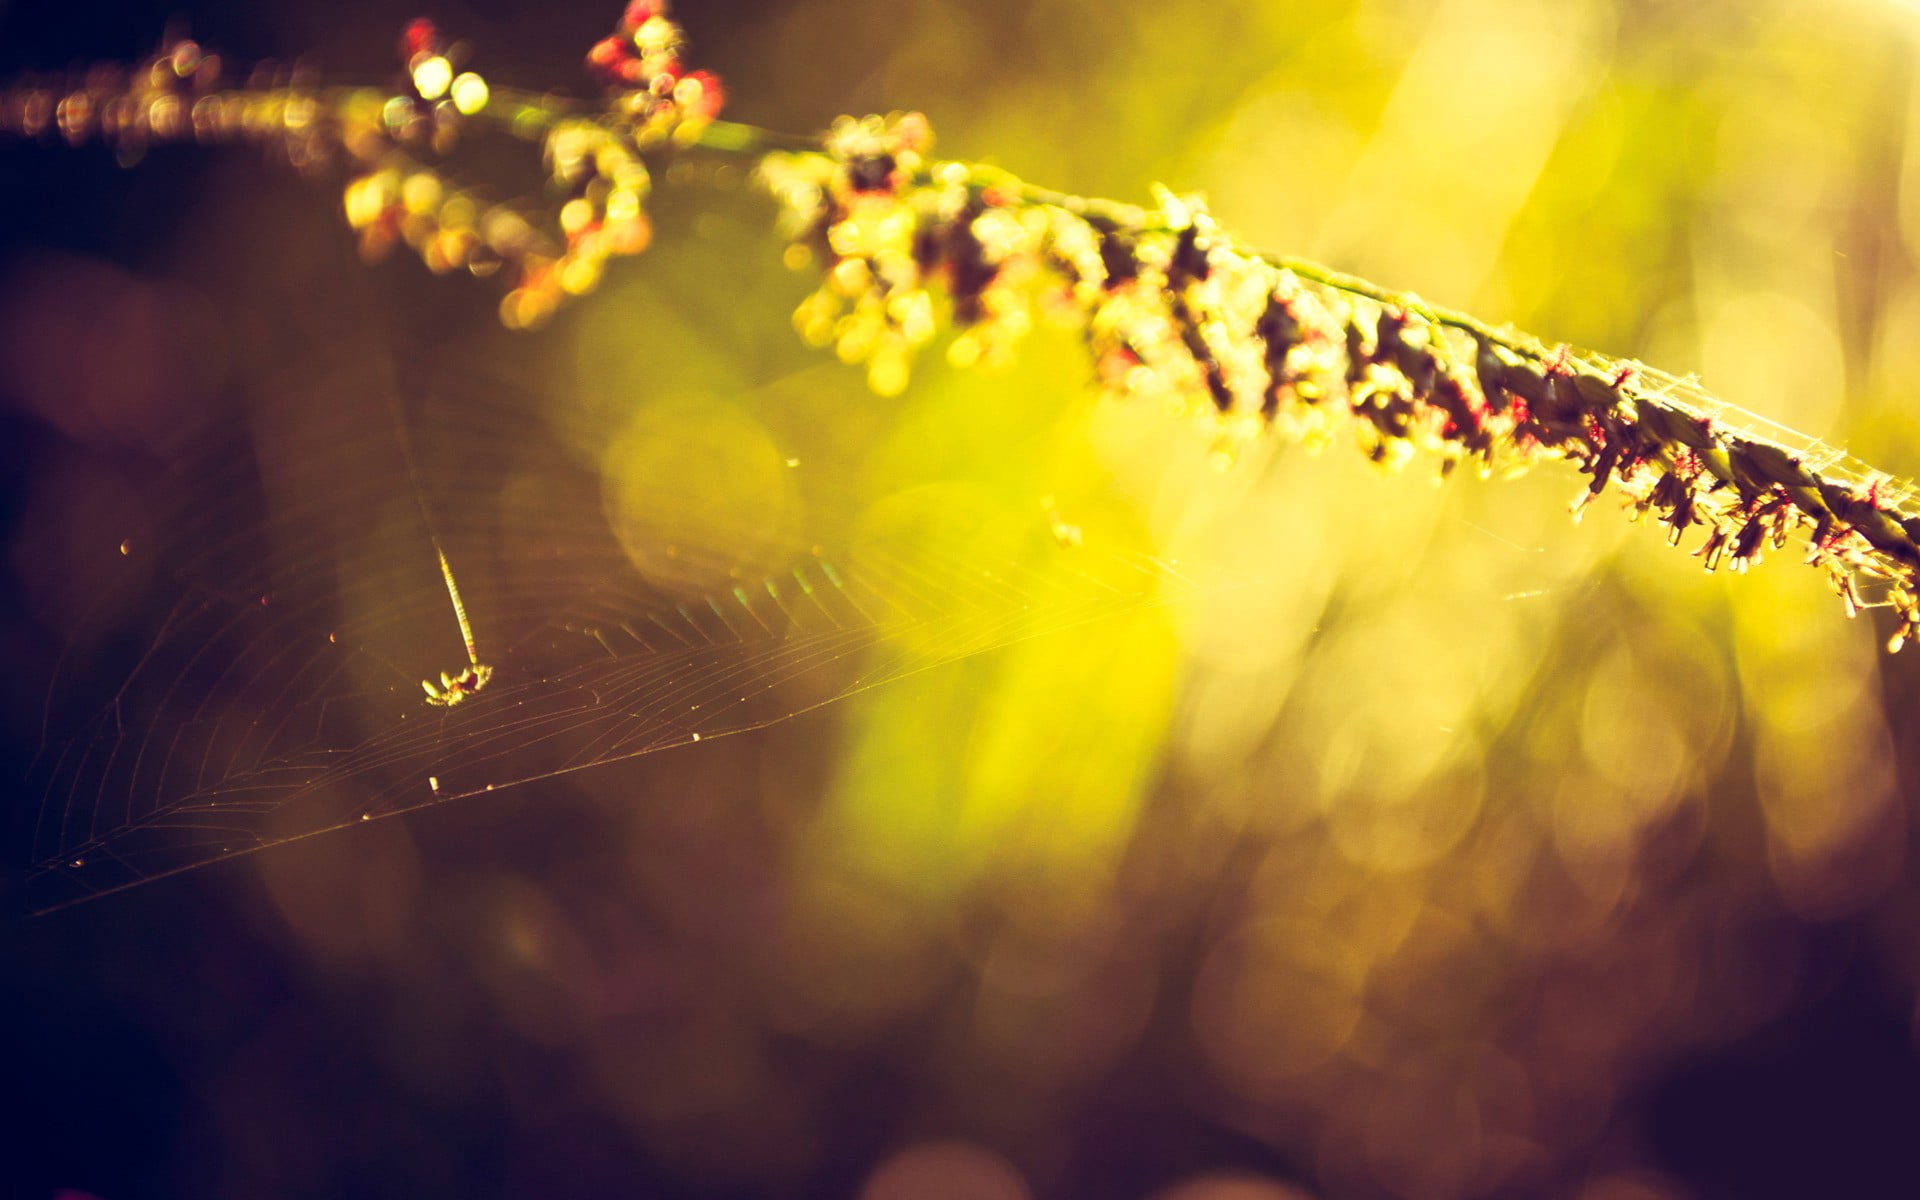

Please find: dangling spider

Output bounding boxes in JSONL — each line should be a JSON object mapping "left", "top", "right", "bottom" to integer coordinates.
{"left": 422, "top": 662, "right": 494, "bottom": 707}
{"left": 419, "top": 543, "right": 492, "bottom": 708}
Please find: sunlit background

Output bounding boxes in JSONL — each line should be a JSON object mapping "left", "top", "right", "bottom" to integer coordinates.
{"left": 6, "top": 0, "right": 1920, "bottom": 1196}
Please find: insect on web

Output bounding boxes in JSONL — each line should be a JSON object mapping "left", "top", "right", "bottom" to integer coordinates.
{"left": 24, "top": 351, "right": 1191, "bottom": 914}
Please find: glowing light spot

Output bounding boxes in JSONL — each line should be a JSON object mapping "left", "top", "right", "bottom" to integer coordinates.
{"left": 450, "top": 72, "right": 489, "bottom": 115}
{"left": 381, "top": 95, "right": 413, "bottom": 131}
{"left": 691, "top": 732, "right": 702, "bottom": 742}
{"left": 429, "top": 776, "right": 440, "bottom": 792}
{"left": 168, "top": 40, "right": 202, "bottom": 76}
{"left": 401, "top": 172, "right": 442, "bottom": 216}
{"left": 559, "top": 197, "right": 595, "bottom": 238}
{"left": 604, "top": 188, "right": 642, "bottom": 225}
{"left": 560, "top": 256, "right": 604, "bottom": 295}
{"left": 118, "top": 539, "right": 130, "bottom": 555}
{"left": 344, "top": 174, "right": 390, "bottom": 229}
{"left": 868, "top": 347, "right": 910, "bottom": 397}
{"left": 499, "top": 290, "right": 531, "bottom": 330}
{"left": 605, "top": 213, "right": 652, "bottom": 256}
{"left": 282, "top": 96, "right": 316, "bottom": 132}
{"left": 635, "top": 15, "right": 677, "bottom": 52}
{"left": 412, "top": 55, "right": 453, "bottom": 101}
{"left": 947, "top": 332, "right": 981, "bottom": 369}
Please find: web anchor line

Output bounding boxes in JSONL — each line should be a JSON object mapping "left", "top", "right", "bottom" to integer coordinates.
{"left": 421, "top": 543, "right": 494, "bottom": 708}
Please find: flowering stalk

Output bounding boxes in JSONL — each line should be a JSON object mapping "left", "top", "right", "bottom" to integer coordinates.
{"left": 6, "top": 10, "right": 1919, "bottom": 649}
{"left": 2, "top": 1, "right": 727, "bottom": 328}
{"left": 761, "top": 114, "right": 1920, "bottom": 652}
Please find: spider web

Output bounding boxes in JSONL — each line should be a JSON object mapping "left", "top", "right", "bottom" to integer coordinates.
{"left": 22, "top": 345, "right": 1188, "bottom": 914}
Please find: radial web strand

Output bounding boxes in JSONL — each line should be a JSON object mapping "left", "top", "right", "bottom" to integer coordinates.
{"left": 25, "top": 351, "right": 1187, "bottom": 913}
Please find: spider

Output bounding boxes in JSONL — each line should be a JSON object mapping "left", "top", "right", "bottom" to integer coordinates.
{"left": 419, "top": 543, "right": 493, "bottom": 707}
{"left": 422, "top": 661, "right": 493, "bottom": 707}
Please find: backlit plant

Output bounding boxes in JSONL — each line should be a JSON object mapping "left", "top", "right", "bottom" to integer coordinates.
{"left": 7, "top": 0, "right": 1920, "bottom": 651}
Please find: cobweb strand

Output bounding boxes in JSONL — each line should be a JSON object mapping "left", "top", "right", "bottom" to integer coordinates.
{"left": 23, "top": 355, "right": 1190, "bottom": 915}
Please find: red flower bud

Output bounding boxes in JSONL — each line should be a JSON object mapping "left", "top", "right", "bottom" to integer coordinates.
{"left": 675, "top": 69, "right": 725, "bottom": 121}
{"left": 622, "top": 1, "right": 666, "bottom": 32}
{"left": 587, "top": 36, "right": 631, "bottom": 69}
{"left": 401, "top": 18, "right": 438, "bottom": 61}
